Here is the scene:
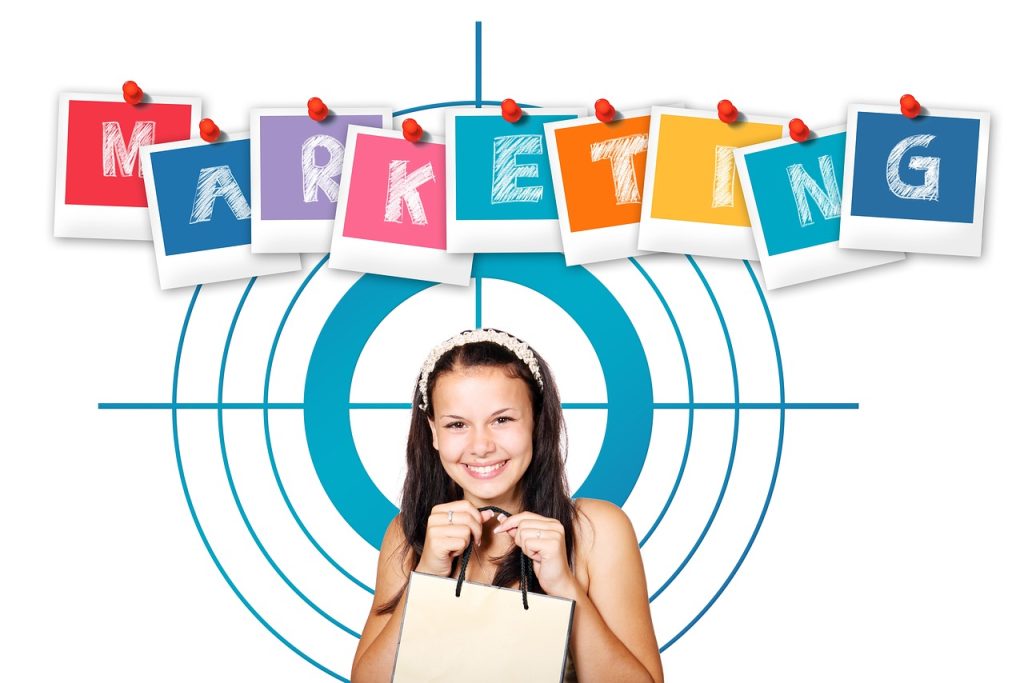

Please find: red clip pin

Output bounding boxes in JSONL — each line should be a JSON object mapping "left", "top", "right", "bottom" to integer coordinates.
{"left": 900, "top": 94, "right": 921, "bottom": 119}
{"left": 789, "top": 118, "right": 811, "bottom": 142}
{"left": 501, "top": 98, "right": 523, "bottom": 123}
{"left": 717, "top": 99, "right": 739, "bottom": 124}
{"left": 402, "top": 118, "right": 424, "bottom": 143}
{"left": 595, "top": 98, "right": 616, "bottom": 123}
{"left": 199, "top": 118, "right": 221, "bottom": 143}
{"left": 308, "top": 97, "right": 329, "bottom": 122}
{"left": 122, "top": 80, "right": 143, "bottom": 106}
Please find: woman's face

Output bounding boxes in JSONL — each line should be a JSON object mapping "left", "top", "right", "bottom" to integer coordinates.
{"left": 427, "top": 365, "right": 535, "bottom": 511}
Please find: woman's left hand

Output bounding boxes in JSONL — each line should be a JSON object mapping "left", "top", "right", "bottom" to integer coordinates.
{"left": 493, "top": 511, "right": 578, "bottom": 599}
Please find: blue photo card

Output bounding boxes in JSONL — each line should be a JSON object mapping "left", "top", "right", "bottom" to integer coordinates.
{"left": 141, "top": 135, "right": 300, "bottom": 289}
{"left": 840, "top": 105, "right": 990, "bottom": 256}
{"left": 445, "top": 107, "right": 584, "bottom": 253}
{"left": 735, "top": 126, "right": 904, "bottom": 289}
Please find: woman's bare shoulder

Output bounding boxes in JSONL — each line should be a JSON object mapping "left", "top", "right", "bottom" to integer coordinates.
{"left": 572, "top": 498, "right": 638, "bottom": 563}
{"left": 574, "top": 497, "right": 632, "bottom": 530}
{"left": 574, "top": 497, "right": 626, "bottom": 518}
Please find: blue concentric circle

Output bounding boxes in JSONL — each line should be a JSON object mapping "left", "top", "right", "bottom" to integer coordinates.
{"left": 304, "top": 253, "right": 654, "bottom": 549}
{"left": 172, "top": 254, "right": 785, "bottom": 678}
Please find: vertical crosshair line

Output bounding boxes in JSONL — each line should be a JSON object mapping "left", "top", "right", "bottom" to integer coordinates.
{"left": 475, "top": 277, "right": 483, "bottom": 327}
{"left": 475, "top": 21, "right": 482, "bottom": 107}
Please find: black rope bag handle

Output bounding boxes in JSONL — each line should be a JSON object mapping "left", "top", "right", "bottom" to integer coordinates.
{"left": 454, "top": 505, "right": 533, "bottom": 610}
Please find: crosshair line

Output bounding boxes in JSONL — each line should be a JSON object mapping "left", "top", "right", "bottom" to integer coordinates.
{"left": 475, "top": 20, "right": 482, "bottom": 106}
{"left": 98, "top": 401, "right": 858, "bottom": 410}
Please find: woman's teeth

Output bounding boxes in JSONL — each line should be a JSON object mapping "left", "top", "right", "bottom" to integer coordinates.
{"left": 466, "top": 461, "right": 507, "bottom": 475}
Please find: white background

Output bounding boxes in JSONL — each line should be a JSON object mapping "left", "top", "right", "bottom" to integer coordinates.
{"left": 2, "top": 2, "right": 1022, "bottom": 680}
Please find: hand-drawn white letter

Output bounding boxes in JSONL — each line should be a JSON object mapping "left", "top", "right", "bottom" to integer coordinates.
{"left": 301, "top": 134, "right": 344, "bottom": 203}
{"left": 712, "top": 145, "right": 738, "bottom": 208}
{"left": 590, "top": 134, "right": 648, "bottom": 204}
{"left": 886, "top": 134, "right": 940, "bottom": 201}
{"left": 384, "top": 160, "right": 435, "bottom": 225}
{"left": 189, "top": 165, "right": 252, "bottom": 224}
{"left": 102, "top": 121, "right": 155, "bottom": 178}
{"left": 787, "top": 155, "right": 842, "bottom": 227}
{"left": 491, "top": 134, "right": 544, "bottom": 204}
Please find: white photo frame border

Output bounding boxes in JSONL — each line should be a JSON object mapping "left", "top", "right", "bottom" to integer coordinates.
{"left": 838, "top": 103, "right": 990, "bottom": 257}
{"left": 250, "top": 107, "right": 394, "bottom": 254}
{"left": 329, "top": 125, "right": 472, "bottom": 286}
{"left": 55, "top": 92, "right": 202, "bottom": 241}
{"left": 638, "top": 106, "right": 790, "bottom": 261}
{"left": 140, "top": 133, "right": 301, "bottom": 290}
{"left": 445, "top": 106, "right": 586, "bottom": 253}
{"left": 734, "top": 124, "right": 904, "bottom": 290}
{"left": 544, "top": 109, "right": 654, "bottom": 266}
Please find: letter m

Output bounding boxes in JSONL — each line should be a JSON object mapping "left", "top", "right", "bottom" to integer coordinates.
{"left": 102, "top": 121, "right": 155, "bottom": 178}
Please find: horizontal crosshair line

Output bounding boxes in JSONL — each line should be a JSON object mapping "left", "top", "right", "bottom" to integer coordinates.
{"left": 98, "top": 402, "right": 858, "bottom": 410}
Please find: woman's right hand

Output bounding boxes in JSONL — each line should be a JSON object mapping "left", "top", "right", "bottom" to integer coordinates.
{"left": 414, "top": 500, "right": 495, "bottom": 577}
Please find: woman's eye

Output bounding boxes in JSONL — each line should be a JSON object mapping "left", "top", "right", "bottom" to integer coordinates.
{"left": 444, "top": 421, "right": 465, "bottom": 429}
{"left": 495, "top": 416, "right": 513, "bottom": 424}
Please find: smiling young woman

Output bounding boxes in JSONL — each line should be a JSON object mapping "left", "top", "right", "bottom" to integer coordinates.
{"left": 350, "top": 329, "right": 663, "bottom": 683}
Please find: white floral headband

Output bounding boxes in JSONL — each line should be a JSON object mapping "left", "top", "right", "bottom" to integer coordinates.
{"left": 418, "top": 329, "right": 544, "bottom": 412}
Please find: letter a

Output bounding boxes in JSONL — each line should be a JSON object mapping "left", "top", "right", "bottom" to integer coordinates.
{"left": 886, "top": 134, "right": 940, "bottom": 201}
{"left": 491, "top": 134, "right": 544, "bottom": 204}
{"left": 189, "top": 166, "right": 252, "bottom": 224}
{"left": 786, "top": 155, "right": 842, "bottom": 227}
{"left": 384, "top": 160, "right": 435, "bottom": 224}
{"left": 301, "top": 135, "right": 344, "bottom": 203}
{"left": 590, "top": 134, "right": 648, "bottom": 204}
{"left": 102, "top": 121, "right": 155, "bottom": 178}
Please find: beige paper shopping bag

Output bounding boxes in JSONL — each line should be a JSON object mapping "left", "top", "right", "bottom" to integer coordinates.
{"left": 391, "top": 571, "right": 575, "bottom": 682}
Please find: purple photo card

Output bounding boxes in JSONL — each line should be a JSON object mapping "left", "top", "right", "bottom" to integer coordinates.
{"left": 251, "top": 108, "right": 392, "bottom": 253}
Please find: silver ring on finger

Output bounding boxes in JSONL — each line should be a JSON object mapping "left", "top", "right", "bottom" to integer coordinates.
{"left": 448, "top": 510, "right": 454, "bottom": 525}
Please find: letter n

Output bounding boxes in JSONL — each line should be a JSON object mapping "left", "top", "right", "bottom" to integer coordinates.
{"left": 787, "top": 155, "right": 841, "bottom": 227}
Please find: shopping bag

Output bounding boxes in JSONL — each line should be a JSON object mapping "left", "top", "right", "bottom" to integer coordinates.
{"left": 391, "top": 570, "right": 575, "bottom": 682}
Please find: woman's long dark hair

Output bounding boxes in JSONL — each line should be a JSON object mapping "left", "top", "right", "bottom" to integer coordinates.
{"left": 376, "top": 330, "right": 578, "bottom": 614}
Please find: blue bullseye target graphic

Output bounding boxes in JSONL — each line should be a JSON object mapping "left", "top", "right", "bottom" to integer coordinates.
{"left": 305, "top": 253, "right": 654, "bottom": 550}
{"left": 109, "top": 251, "right": 856, "bottom": 681}
{"left": 100, "top": 25, "right": 857, "bottom": 681}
